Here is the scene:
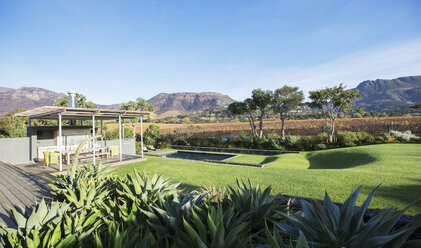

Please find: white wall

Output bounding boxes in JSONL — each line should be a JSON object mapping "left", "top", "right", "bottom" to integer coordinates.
{"left": 0, "top": 137, "right": 31, "bottom": 164}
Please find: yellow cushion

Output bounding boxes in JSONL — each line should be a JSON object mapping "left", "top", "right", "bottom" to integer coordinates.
{"left": 110, "top": 145, "right": 119, "bottom": 157}
{"left": 43, "top": 151, "right": 50, "bottom": 166}
{"left": 50, "top": 152, "right": 59, "bottom": 165}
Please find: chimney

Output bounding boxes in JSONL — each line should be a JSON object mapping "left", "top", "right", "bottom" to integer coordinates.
{"left": 68, "top": 91, "right": 77, "bottom": 108}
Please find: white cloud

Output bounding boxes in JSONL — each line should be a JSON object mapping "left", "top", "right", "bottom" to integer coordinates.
{"left": 230, "top": 39, "right": 421, "bottom": 100}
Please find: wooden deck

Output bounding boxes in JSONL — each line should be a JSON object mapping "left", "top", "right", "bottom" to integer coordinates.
{"left": 0, "top": 155, "right": 146, "bottom": 228}
{"left": 0, "top": 162, "right": 56, "bottom": 228}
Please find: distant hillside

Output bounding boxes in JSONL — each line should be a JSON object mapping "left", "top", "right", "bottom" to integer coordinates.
{"left": 147, "top": 92, "right": 235, "bottom": 115}
{"left": 352, "top": 76, "right": 421, "bottom": 112}
{"left": 0, "top": 87, "right": 65, "bottom": 115}
{"left": 97, "top": 103, "right": 122, "bottom": 110}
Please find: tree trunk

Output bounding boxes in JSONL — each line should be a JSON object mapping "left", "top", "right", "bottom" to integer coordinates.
{"left": 247, "top": 115, "right": 258, "bottom": 139}
{"left": 328, "top": 118, "right": 335, "bottom": 143}
{"left": 280, "top": 112, "right": 286, "bottom": 141}
{"left": 258, "top": 112, "right": 264, "bottom": 139}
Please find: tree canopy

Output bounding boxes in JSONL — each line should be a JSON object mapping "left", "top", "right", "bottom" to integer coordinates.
{"left": 228, "top": 89, "right": 271, "bottom": 139}
{"left": 54, "top": 94, "right": 97, "bottom": 108}
{"left": 271, "top": 86, "right": 304, "bottom": 141}
{"left": 121, "top": 98, "right": 155, "bottom": 112}
{"left": 0, "top": 109, "right": 28, "bottom": 138}
{"left": 309, "top": 84, "right": 360, "bottom": 143}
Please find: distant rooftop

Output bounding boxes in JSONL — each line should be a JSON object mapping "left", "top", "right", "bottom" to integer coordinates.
{"left": 15, "top": 106, "right": 151, "bottom": 120}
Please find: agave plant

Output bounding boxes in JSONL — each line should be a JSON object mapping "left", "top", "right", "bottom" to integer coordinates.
{"left": 265, "top": 222, "right": 309, "bottom": 248}
{"left": 93, "top": 221, "right": 150, "bottom": 248}
{"left": 50, "top": 165, "right": 114, "bottom": 210}
{"left": 49, "top": 162, "right": 116, "bottom": 203}
{"left": 141, "top": 192, "right": 206, "bottom": 246}
{"left": 0, "top": 199, "right": 69, "bottom": 247}
{"left": 175, "top": 204, "right": 251, "bottom": 248}
{"left": 276, "top": 186, "right": 421, "bottom": 248}
{"left": 227, "top": 178, "right": 285, "bottom": 241}
{"left": 116, "top": 169, "right": 180, "bottom": 209}
{"left": 0, "top": 198, "right": 103, "bottom": 247}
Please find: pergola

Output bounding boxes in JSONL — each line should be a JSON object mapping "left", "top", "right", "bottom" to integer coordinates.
{"left": 16, "top": 106, "right": 151, "bottom": 171}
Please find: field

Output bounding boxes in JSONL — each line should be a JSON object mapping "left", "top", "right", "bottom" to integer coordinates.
{"left": 107, "top": 116, "right": 421, "bottom": 137}
{"left": 113, "top": 143, "right": 421, "bottom": 215}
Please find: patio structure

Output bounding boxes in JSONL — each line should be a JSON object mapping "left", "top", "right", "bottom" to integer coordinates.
{"left": 15, "top": 106, "right": 150, "bottom": 171}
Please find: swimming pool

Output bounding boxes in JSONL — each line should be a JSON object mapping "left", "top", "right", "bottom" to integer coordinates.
{"left": 161, "top": 151, "right": 236, "bottom": 161}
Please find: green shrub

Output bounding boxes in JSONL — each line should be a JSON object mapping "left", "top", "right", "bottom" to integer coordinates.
{"left": 104, "top": 127, "right": 133, "bottom": 140}
{"left": 315, "top": 143, "right": 326, "bottom": 150}
{"left": 318, "top": 132, "right": 329, "bottom": 144}
{"left": 296, "top": 136, "right": 313, "bottom": 151}
{"left": 336, "top": 131, "right": 358, "bottom": 147}
{"left": 174, "top": 139, "right": 188, "bottom": 146}
{"left": 284, "top": 135, "right": 301, "bottom": 150}
{"left": 356, "top": 131, "right": 374, "bottom": 145}
{"left": 232, "top": 133, "right": 254, "bottom": 149}
{"left": 141, "top": 124, "right": 161, "bottom": 147}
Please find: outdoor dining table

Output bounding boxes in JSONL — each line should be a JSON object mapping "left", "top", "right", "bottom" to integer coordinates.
{"left": 63, "top": 147, "right": 110, "bottom": 165}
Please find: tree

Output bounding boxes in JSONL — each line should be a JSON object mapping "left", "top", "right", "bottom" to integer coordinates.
{"left": 410, "top": 104, "right": 421, "bottom": 109}
{"left": 309, "top": 84, "right": 360, "bottom": 143}
{"left": 121, "top": 98, "right": 155, "bottom": 112}
{"left": 0, "top": 109, "right": 27, "bottom": 138}
{"left": 228, "top": 89, "right": 272, "bottom": 139}
{"left": 228, "top": 101, "right": 258, "bottom": 138}
{"left": 120, "top": 101, "right": 138, "bottom": 111}
{"left": 251, "top": 89, "right": 272, "bottom": 138}
{"left": 54, "top": 94, "right": 97, "bottom": 108}
{"left": 142, "top": 124, "right": 161, "bottom": 147}
{"left": 271, "top": 86, "right": 304, "bottom": 141}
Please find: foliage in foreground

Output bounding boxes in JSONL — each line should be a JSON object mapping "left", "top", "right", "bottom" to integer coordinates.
{"left": 1, "top": 164, "right": 420, "bottom": 247}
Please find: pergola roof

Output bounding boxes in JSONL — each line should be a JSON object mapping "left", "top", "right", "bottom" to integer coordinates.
{"left": 15, "top": 106, "right": 151, "bottom": 120}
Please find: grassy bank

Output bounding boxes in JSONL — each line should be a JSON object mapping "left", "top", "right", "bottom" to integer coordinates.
{"left": 113, "top": 143, "right": 421, "bottom": 214}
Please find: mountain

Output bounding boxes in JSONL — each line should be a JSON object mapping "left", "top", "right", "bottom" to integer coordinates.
{"left": 0, "top": 87, "right": 66, "bottom": 116}
{"left": 352, "top": 76, "right": 421, "bottom": 112}
{"left": 97, "top": 103, "right": 122, "bottom": 110}
{"left": 147, "top": 92, "right": 235, "bottom": 115}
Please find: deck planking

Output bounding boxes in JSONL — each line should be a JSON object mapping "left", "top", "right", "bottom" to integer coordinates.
{"left": 0, "top": 161, "right": 55, "bottom": 228}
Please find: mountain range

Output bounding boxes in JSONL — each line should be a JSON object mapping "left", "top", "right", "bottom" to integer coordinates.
{"left": 148, "top": 92, "right": 235, "bottom": 116}
{"left": 1, "top": 75, "right": 420, "bottom": 116}
{"left": 0, "top": 87, "right": 65, "bottom": 116}
{"left": 353, "top": 76, "right": 421, "bottom": 112}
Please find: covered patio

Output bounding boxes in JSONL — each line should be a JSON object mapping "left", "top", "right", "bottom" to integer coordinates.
{"left": 16, "top": 106, "right": 150, "bottom": 171}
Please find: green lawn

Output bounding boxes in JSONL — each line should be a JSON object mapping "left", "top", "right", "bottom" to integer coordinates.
{"left": 113, "top": 144, "right": 421, "bottom": 215}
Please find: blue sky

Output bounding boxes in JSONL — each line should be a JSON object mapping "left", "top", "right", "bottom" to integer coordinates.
{"left": 1, "top": 0, "right": 421, "bottom": 104}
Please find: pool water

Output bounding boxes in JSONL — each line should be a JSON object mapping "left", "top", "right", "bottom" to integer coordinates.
{"left": 165, "top": 151, "right": 235, "bottom": 161}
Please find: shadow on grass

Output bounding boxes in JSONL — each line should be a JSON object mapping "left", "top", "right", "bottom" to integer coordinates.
{"left": 260, "top": 156, "right": 279, "bottom": 165}
{"left": 307, "top": 150, "right": 377, "bottom": 169}
{"left": 179, "top": 182, "right": 201, "bottom": 193}
{"left": 363, "top": 178, "right": 421, "bottom": 213}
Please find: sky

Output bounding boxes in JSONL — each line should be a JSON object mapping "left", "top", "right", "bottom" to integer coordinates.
{"left": 1, "top": 0, "right": 421, "bottom": 104}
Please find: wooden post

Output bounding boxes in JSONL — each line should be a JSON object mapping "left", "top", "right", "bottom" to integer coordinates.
{"left": 59, "top": 113, "right": 62, "bottom": 172}
{"left": 140, "top": 115, "right": 144, "bottom": 158}
{"left": 119, "top": 115, "right": 122, "bottom": 162}
{"left": 29, "top": 117, "right": 32, "bottom": 161}
{"left": 100, "top": 120, "right": 103, "bottom": 144}
{"left": 93, "top": 115, "right": 96, "bottom": 165}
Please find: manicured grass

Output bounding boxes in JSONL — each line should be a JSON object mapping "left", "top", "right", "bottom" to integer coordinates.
{"left": 113, "top": 144, "right": 421, "bottom": 215}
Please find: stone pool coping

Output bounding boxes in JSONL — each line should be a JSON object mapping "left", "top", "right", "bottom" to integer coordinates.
{"left": 146, "top": 150, "right": 264, "bottom": 168}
